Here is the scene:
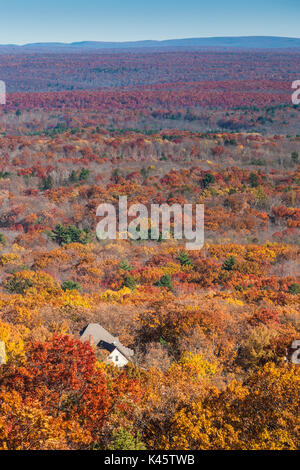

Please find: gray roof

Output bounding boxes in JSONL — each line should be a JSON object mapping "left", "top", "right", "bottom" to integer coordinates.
{"left": 80, "top": 323, "right": 134, "bottom": 359}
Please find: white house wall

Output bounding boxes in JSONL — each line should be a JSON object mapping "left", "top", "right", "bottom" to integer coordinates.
{"left": 107, "top": 348, "right": 129, "bottom": 367}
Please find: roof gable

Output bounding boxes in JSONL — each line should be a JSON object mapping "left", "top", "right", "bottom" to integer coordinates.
{"left": 80, "top": 323, "right": 134, "bottom": 359}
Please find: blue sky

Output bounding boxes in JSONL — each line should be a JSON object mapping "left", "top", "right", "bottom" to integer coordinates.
{"left": 0, "top": 0, "right": 299, "bottom": 44}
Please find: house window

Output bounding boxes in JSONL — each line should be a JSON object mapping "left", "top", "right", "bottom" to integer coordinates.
{"left": 115, "top": 355, "right": 119, "bottom": 361}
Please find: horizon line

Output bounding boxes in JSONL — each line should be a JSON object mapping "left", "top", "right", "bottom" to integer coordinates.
{"left": 1, "top": 35, "right": 300, "bottom": 47}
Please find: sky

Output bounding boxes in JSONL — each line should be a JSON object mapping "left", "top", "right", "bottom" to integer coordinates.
{"left": 0, "top": 0, "right": 299, "bottom": 44}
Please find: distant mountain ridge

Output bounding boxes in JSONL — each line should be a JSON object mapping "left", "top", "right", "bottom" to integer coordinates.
{"left": 1, "top": 36, "right": 300, "bottom": 53}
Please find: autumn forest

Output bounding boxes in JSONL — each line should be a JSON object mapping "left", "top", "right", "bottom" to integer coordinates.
{"left": 0, "top": 45, "right": 299, "bottom": 451}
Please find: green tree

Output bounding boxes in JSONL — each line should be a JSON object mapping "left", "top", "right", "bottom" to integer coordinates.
{"left": 250, "top": 172, "right": 259, "bottom": 188}
{"left": 49, "top": 224, "right": 91, "bottom": 246}
{"left": 177, "top": 250, "right": 192, "bottom": 266}
{"left": 222, "top": 255, "right": 236, "bottom": 271}
{"left": 62, "top": 280, "right": 81, "bottom": 292}
{"left": 69, "top": 170, "right": 79, "bottom": 183}
{"left": 119, "top": 260, "right": 132, "bottom": 271}
{"left": 201, "top": 173, "right": 215, "bottom": 188}
{"left": 155, "top": 274, "right": 173, "bottom": 291}
{"left": 123, "top": 274, "right": 136, "bottom": 291}
{"left": 289, "top": 283, "right": 300, "bottom": 295}
{"left": 109, "top": 428, "right": 146, "bottom": 450}
{"left": 39, "top": 175, "right": 53, "bottom": 191}
{"left": 79, "top": 168, "right": 90, "bottom": 181}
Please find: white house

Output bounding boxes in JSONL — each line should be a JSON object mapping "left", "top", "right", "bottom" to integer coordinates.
{"left": 106, "top": 347, "right": 131, "bottom": 368}
{"left": 80, "top": 323, "right": 134, "bottom": 367}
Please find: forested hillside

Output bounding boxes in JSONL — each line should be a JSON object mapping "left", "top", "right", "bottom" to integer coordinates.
{"left": 0, "top": 47, "right": 299, "bottom": 450}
